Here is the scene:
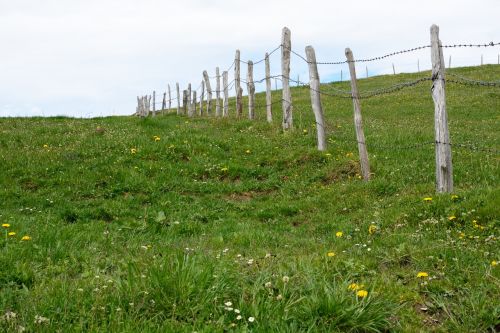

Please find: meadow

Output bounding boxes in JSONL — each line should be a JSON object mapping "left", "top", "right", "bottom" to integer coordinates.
{"left": 0, "top": 65, "right": 499, "bottom": 332}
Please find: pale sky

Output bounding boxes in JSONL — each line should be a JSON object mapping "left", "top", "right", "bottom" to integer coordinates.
{"left": 0, "top": 0, "right": 499, "bottom": 118}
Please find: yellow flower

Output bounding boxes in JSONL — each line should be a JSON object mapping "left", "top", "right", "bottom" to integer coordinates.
{"left": 356, "top": 290, "right": 368, "bottom": 298}
{"left": 21, "top": 235, "right": 31, "bottom": 241}
{"left": 327, "top": 252, "right": 336, "bottom": 257}
{"left": 43, "top": 144, "right": 49, "bottom": 148}
{"left": 368, "top": 225, "right": 377, "bottom": 235}
{"left": 130, "top": 148, "right": 137, "bottom": 154}
{"left": 303, "top": 129, "right": 308, "bottom": 134}
{"left": 2, "top": 223, "right": 10, "bottom": 228}
{"left": 417, "top": 272, "right": 428, "bottom": 278}
{"left": 459, "top": 232, "right": 465, "bottom": 239}
{"left": 346, "top": 152, "right": 354, "bottom": 158}
{"left": 448, "top": 216, "right": 456, "bottom": 221}
{"left": 8, "top": 232, "right": 16, "bottom": 237}
{"left": 245, "top": 150, "right": 251, "bottom": 154}
{"left": 325, "top": 153, "right": 332, "bottom": 157}
{"left": 451, "top": 194, "right": 459, "bottom": 200}
{"left": 336, "top": 231, "right": 343, "bottom": 238}
{"left": 491, "top": 261, "right": 498, "bottom": 267}
{"left": 423, "top": 197, "right": 433, "bottom": 202}
{"left": 220, "top": 167, "right": 229, "bottom": 172}
{"left": 348, "top": 283, "right": 359, "bottom": 291}
{"left": 153, "top": 136, "right": 160, "bottom": 142}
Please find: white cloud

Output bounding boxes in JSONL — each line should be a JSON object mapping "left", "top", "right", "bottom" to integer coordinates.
{"left": 0, "top": 0, "right": 498, "bottom": 117}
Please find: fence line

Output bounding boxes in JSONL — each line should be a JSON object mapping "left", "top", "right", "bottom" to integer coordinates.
{"left": 135, "top": 25, "right": 499, "bottom": 193}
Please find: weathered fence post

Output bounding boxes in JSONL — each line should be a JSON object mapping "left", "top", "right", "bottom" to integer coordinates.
{"left": 235, "top": 50, "right": 242, "bottom": 117}
{"left": 247, "top": 61, "right": 255, "bottom": 119}
{"left": 281, "top": 27, "right": 293, "bottom": 129}
{"left": 223, "top": 71, "right": 229, "bottom": 117}
{"left": 187, "top": 84, "right": 192, "bottom": 110}
{"left": 265, "top": 52, "right": 273, "bottom": 122}
{"left": 162, "top": 92, "right": 166, "bottom": 111}
{"left": 448, "top": 55, "right": 452, "bottom": 68}
{"left": 418, "top": 59, "right": 420, "bottom": 72}
{"left": 203, "top": 71, "right": 212, "bottom": 115}
{"left": 168, "top": 84, "right": 172, "bottom": 112}
{"left": 192, "top": 91, "right": 197, "bottom": 117}
{"left": 182, "top": 90, "right": 188, "bottom": 115}
{"left": 152, "top": 91, "right": 156, "bottom": 117}
{"left": 345, "top": 48, "right": 371, "bottom": 181}
{"left": 237, "top": 88, "right": 243, "bottom": 116}
{"left": 305, "top": 46, "right": 327, "bottom": 151}
{"left": 200, "top": 80, "right": 205, "bottom": 116}
{"left": 176, "top": 83, "right": 181, "bottom": 115}
{"left": 148, "top": 95, "right": 152, "bottom": 117}
{"left": 392, "top": 63, "right": 396, "bottom": 75}
{"left": 430, "top": 24, "right": 453, "bottom": 193}
{"left": 216, "top": 67, "right": 221, "bottom": 117}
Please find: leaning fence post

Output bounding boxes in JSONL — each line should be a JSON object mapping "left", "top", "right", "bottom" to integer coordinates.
{"left": 200, "top": 80, "right": 205, "bottom": 116}
{"left": 430, "top": 24, "right": 453, "bottom": 193}
{"left": 247, "top": 60, "right": 255, "bottom": 119}
{"left": 345, "top": 48, "right": 371, "bottom": 181}
{"left": 216, "top": 67, "right": 221, "bottom": 117}
{"left": 265, "top": 52, "right": 273, "bottom": 122}
{"left": 281, "top": 27, "right": 293, "bottom": 129}
{"left": 223, "top": 71, "right": 229, "bottom": 117}
{"left": 152, "top": 91, "right": 156, "bottom": 117}
{"left": 203, "top": 71, "right": 212, "bottom": 115}
{"left": 168, "top": 84, "right": 172, "bottom": 112}
{"left": 176, "top": 83, "right": 181, "bottom": 115}
{"left": 235, "top": 50, "right": 242, "bottom": 117}
{"left": 305, "top": 46, "right": 327, "bottom": 151}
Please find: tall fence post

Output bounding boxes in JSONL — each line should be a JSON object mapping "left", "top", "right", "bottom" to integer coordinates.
{"left": 148, "top": 95, "right": 152, "bottom": 117}
{"left": 168, "top": 84, "right": 172, "bottom": 112}
{"left": 392, "top": 63, "right": 396, "bottom": 75}
{"left": 281, "top": 27, "right": 293, "bottom": 129}
{"left": 305, "top": 46, "right": 327, "bottom": 151}
{"left": 216, "top": 67, "right": 221, "bottom": 117}
{"left": 247, "top": 60, "right": 255, "bottom": 120}
{"left": 162, "top": 92, "right": 166, "bottom": 112}
{"left": 200, "top": 80, "right": 205, "bottom": 116}
{"left": 235, "top": 50, "right": 242, "bottom": 117}
{"left": 203, "top": 71, "right": 212, "bottom": 115}
{"left": 345, "top": 48, "right": 371, "bottom": 181}
{"left": 152, "top": 91, "right": 156, "bottom": 117}
{"left": 430, "top": 24, "right": 453, "bottom": 193}
{"left": 182, "top": 90, "right": 188, "bottom": 115}
{"left": 176, "top": 83, "right": 181, "bottom": 115}
{"left": 223, "top": 71, "right": 229, "bottom": 117}
{"left": 187, "top": 84, "right": 192, "bottom": 112}
{"left": 265, "top": 52, "right": 273, "bottom": 122}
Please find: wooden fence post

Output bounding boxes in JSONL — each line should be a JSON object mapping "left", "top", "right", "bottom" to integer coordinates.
{"left": 235, "top": 50, "right": 242, "bottom": 117}
{"left": 200, "top": 80, "right": 205, "bottom": 116}
{"left": 223, "top": 71, "right": 229, "bottom": 117}
{"left": 281, "top": 27, "right": 293, "bottom": 129}
{"left": 305, "top": 46, "right": 327, "bottom": 151}
{"left": 448, "top": 55, "right": 451, "bottom": 68}
{"left": 187, "top": 84, "right": 192, "bottom": 112}
{"left": 265, "top": 52, "right": 273, "bottom": 122}
{"left": 162, "top": 92, "right": 167, "bottom": 113}
{"left": 216, "top": 67, "right": 221, "bottom": 117}
{"left": 418, "top": 59, "right": 420, "bottom": 72}
{"left": 345, "top": 48, "right": 371, "bottom": 181}
{"left": 152, "top": 91, "right": 156, "bottom": 117}
{"left": 203, "top": 71, "right": 212, "bottom": 115}
{"left": 176, "top": 83, "right": 181, "bottom": 115}
{"left": 182, "top": 90, "right": 188, "bottom": 115}
{"left": 392, "top": 63, "right": 396, "bottom": 75}
{"left": 192, "top": 90, "right": 197, "bottom": 117}
{"left": 430, "top": 24, "right": 453, "bottom": 193}
{"left": 247, "top": 60, "right": 255, "bottom": 119}
{"left": 168, "top": 84, "right": 172, "bottom": 112}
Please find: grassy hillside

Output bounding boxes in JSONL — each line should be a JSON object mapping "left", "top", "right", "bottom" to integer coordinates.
{"left": 0, "top": 65, "right": 499, "bottom": 332}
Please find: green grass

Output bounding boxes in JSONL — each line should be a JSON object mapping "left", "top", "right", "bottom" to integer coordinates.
{"left": 0, "top": 65, "right": 499, "bottom": 332}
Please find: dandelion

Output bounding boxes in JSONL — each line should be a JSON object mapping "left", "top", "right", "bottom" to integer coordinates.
{"left": 448, "top": 216, "right": 456, "bottom": 221}
{"left": 348, "top": 283, "right": 359, "bottom": 291}
{"left": 451, "top": 194, "right": 459, "bottom": 200}
{"left": 491, "top": 260, "right": 498, "bottom": 267}
{"left": 327, "top": 251, "right": 336, "bottom": 257}
{"left": 423, "top": 197, "right": 433, "bottom": 202}
{"left": 236, "top": 315, "right": 242, "bottom": 320}
{"left": 282, "top": 276, "right": 290, "bottom": 283}
{"left": 21, "top": 236, "right": 31, "bottom": 241}
{"left": 2, "top": 223, "right": 10, "bottom": 228}
{"left": 248, "top": 317, "right": 255, "bottom": 323}
{"left": 368, "top": 225, "right": 377, "bottom": 235}
{"left": 356, "top": 290, "right": 368, "bottom": 298}
{"left": 130, "top": 148, "right": 137, "bottom": 154}
{"left": 417, "top": 272, "right": 429, "bottom": 278}
{"left": 346, "top": 152, "right": 354, "bottom": 157}
{"left": 43, "top": 144, "right": 49, "bottom": 148}
{"left": 336, "top": 231, "right": 343, "bottom": 238}
{"left": 325, "top": 153, "right": 332, "bottom": 157}
{"left": 221, "top": 167, "right": 229, "bottom": 172}
{"left": 303, "top": 129, "right": 308, "bottom": 134}
{"left": 245, "top": 150, "right": 251, "bottom": 154}
{"left": 8, "top": 232, "right": 16, "bottom": 237}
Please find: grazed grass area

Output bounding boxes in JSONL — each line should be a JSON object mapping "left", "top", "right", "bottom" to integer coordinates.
{"left": 0, "top": 65, "right": 499, "bottom": 332}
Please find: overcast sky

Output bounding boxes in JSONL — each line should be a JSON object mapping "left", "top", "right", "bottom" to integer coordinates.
{"left": 0, "top": 0, "right": 499, "bottom": 118}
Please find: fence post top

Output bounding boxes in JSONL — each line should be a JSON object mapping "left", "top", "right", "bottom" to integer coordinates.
{"left": 282, "top": 26, "right": 290, "bottom": 33}
{"left": 431, "top": 24, "right": 439, "bottom": 33}
{"left": 305, "top": 45, "right": 314, "bottom": 51}
{"left": 345, "top": 48, "right": 352, "bottom": 55}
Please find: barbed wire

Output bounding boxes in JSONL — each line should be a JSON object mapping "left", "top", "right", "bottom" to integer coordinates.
{"left": 440, "top": 42, "right": 500, "bottom": 48}
{"left": 446, "top": 73, "right": 500, "bottom": 87}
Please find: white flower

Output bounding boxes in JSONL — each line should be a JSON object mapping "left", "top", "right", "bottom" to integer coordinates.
{"left": 247, "top": 259, "right": 254, "bottom": 265}
{"left": 276, "top": 294, "right": 283, "bottom": 300}
{"left": 234, "top": 309, "right": 240, "bottom": 314}
{"left": 224, "top": 301, "right": 232, "bottom": 307}
{"left": 34, "top": 315, "right": 49, "bottom": 325}
{"left": 248, "top": 316, "right": 255, "bottom": 323}
{"left": 236, "top": 315, "right": 242, "bottom": 320}
{"left": 282, "top": 276, "right": 290, "bottom": 283}
{"left": 264, "top": 282, "right": 272, "bottom": 288}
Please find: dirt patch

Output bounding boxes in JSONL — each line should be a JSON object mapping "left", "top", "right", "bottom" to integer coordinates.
{"left": 321, "top": 160, "right": 360, "bottom": 184}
